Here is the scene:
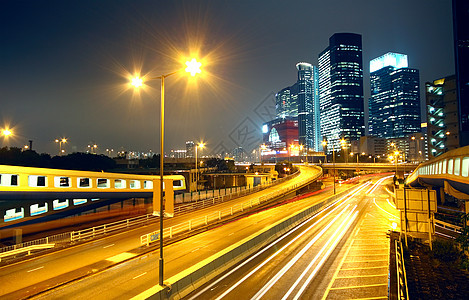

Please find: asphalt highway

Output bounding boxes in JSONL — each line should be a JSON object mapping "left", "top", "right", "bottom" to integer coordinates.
{"left": 25, "top": 171, "right": 360, "bottom": 299}
{"left": 184, "top": 175, "right": 399, "bottom": 300}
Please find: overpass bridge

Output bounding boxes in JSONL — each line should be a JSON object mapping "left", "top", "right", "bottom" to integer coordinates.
{"left": 0, "top": 165, "right": 185, "bottom": 227}
{"left": 406, "top": 145, "right": 469, "bottom": 213}
{"left": 320, "top": 162, "right": 417, "bottom": 172}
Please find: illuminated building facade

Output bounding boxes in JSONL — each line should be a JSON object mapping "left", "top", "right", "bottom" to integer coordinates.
{"left": 318, "top": 33, "right": 364, "bottom": 153}
{"left": 185, "top": 141, "right": 195, "bottom": 158}
{"left": 276, "top": 86, "right": 298, "bottom": 119}
{"left": 426, "top": 75, "right": 460, "bottom": 158}
{"left": 261, "top": 117, "right": 299, "bottom": 160}
{"left": 274, "top": 63, "right": 320, "bottom": 151}
{"left": 453, "top": 0, "right": 469, "bottom": 145}
{"left": 369, "top": 52, "right": 421, "bottom": 138}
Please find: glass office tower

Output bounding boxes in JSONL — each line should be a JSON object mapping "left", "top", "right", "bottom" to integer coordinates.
{"left": 369, "top": 52, "right": 421, "bottom": 138}
{"left": 318, "top": 33, "right": 364, "bottom": 152}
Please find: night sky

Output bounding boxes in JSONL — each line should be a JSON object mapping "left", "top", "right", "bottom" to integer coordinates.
{"left": 0, "top": 0, "right": 454, "bottom": 156}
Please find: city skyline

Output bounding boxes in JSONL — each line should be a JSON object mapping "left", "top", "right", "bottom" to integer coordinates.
{"left": 1, "top": 0, "right": 454, "bottom": 155}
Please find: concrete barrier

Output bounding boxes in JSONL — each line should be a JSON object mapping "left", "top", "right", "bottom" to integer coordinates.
{"left": 132, "top": 184, "right": 358, "bottom": 300}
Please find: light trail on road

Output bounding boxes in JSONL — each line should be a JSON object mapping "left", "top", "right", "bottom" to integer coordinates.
{"left": 188, "top": 181, "right": 373, "bottom": 300}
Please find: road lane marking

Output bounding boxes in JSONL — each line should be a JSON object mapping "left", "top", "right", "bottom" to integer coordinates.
{"left": 228, "top": 232, "right": 234, "bottom": 236}
{"left": 27, "top": 266, "right": 44, "bottom": 273}
{"left": 329, "top": 283, "right": 388, "bottom": 290}
{"left": 103, "top": 244, "right": 115, "bottom": 249}
{"left": 335, "top": 274, "right": 388, "bottom": 279}
{"left": 340, "top": 266, "right": 388, "bottom": 270}
{"left": 191, "top": 248, "right": 200, "bottom": 253}
{"left": 106, "top": 252, "right": 136, "bottom": 263}
{"left": 132, "top": 272, "right": 147, "bottom": 280}
{"left": 344, "top": 259, "right": 388, "bottom": 263}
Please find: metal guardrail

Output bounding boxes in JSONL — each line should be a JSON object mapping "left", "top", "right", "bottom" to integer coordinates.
{"left": 434, "top": 219, "right": 463, "bottom": 232}
{"left": 0, "top": 168, "right": 307, "bottom": 254}
{"left": 0, "top": 243, "right": 55, "bottom": 262}
{"left": 395, "top": 235, "right": 409, "bottom": 300}
{"left": 142, "top": 169, "right": 323, "bottom": 246}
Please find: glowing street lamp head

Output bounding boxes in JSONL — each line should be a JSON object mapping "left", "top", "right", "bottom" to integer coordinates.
{"left": 62, "top": 138, "right": 67, "bottom": 143}
{"left": 185, "top": 58, "right": 202, "bottom": 76}
{"left": 198, "top": 142, "right": 205, "bottom": 149}
{"left": 2, "top": 129, "right": 12, "bottom": 137}
{"left": 131, "top": 76, "right": 143, "bottom": 88}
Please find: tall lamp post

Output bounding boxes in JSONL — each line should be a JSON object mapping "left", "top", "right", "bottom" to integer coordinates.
{"left": 195, "top": 142, "right": 205, "bottom": 192}
{"left": 131, "top": 58, "right": 201, "bottom": 287}
{"left": 55, "top": 138, "right": 67, "bottom": 156}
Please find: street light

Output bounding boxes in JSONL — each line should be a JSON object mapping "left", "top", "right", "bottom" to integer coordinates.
{"left": 55, "top": 138, "right": 67, "bottom": 156}
{"left": 321, "top": 140, "right": 328, "bottom": 163}
{"left": 195, "top": 142, "right": 205, "bottom": 192}
{"left": 2, "top": 129, "right": 12, "bottom": 137}
{"left": 130, "top": 58, "right": 202, "bottom": 287}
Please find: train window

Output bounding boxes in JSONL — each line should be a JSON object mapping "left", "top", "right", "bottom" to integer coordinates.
{"left": 144, "top": 180, "right": 153, "bottom": 189}
{"left": 53, "top": 199, "right": 69, "bottom": 210}
{"left": 442, "top": 159, "right": 447, "bottom": 174}
{"left": 55, "top": 177, "right": 70, "bottom": 187}
{"left": 28, "top": 175, "right": 47, "bottom": 187}
{"left": 448, "top": 159, "right": 454, "bottom": 174}
{"left": 97, "top": 178, "right": 110, "bottom": 188}
{"left": 438, "top": 161, "right": 443, "bottom": 174}
{"left": 130, "top": 180, "right": 141, "bottom": 189}
{"left": 173, "top": 180, "right": 182, "bottom": 187}
{"left": 78, "top": 178, "right": 91, "bottom": 188}
{"left": 454, "top": 158, "right": 461, "bottom": 176}
{"left": 0, "top": 174, "right": 17, "bottom": 186}
{"left": 11, "top": 174, "right": 18, "bottom": 186}
{"left": 30, "top": 203, "right": 48, "bottom": 216}
{"left": 4, "top": 207, "right": 24, "bottom": 222}
{"left": 462, "top": 157, "right": 469, "bottom": 177}
{"left": 114, "top": 179, "right": 126, "bottom": 189}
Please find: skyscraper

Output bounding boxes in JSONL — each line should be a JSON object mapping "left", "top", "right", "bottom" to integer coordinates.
{"left": 318, "top": 33, "right": 364, "bottom": 152}
{"left": 297, "top": 62, "right": 314, "bottom": 150}
{"left": 274, "top": 63, "right": 320, "bottom": 151}
{"left": 369, "top": 52, "right": 421, "bottom": 138}
{"left": 275, "top": 86, "right": 298, "bottom": 119}
{"left": 453, "top": 0, "right": 469, "bottom": 145}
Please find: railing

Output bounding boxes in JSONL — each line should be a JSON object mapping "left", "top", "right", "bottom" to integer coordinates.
{"left": 0, "top": 244, "right": 55, "bottom": 262}
{"left": 435, "top": 219, "right": 463, "bottom": 233}
{"left": 395, "top": 235, "right": 409, "bottom": 300}
{"left": 174, "top": 169, "right": 300, "bottom": 204}
{"left": 0, "top": 168, "right": 309, "bottom": 256}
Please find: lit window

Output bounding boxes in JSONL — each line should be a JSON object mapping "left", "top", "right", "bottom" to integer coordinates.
{"left": 448, "top": 159, "right": 454, "bottom": 174}
{"left": 454, "top": 158, "right": 461, "bottom": 176}
{"left": 55, "top": 177, "right": 70, "bottom": 187}
{"left": 462, "top": 157, "right": 469, "bottom": 177}
{"left": 97, "top": 178, "right": 110, "bottom": 188}
{"left": 114, "top": 179, "right": 126, "bottom": 189}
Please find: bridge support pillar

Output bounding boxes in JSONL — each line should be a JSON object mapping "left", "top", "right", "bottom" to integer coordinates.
{"left": 153, "top": 179, "right": 175, "bottom": 217}
{"left": 438, "top": 187, "right": 446, "bottom": 205}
